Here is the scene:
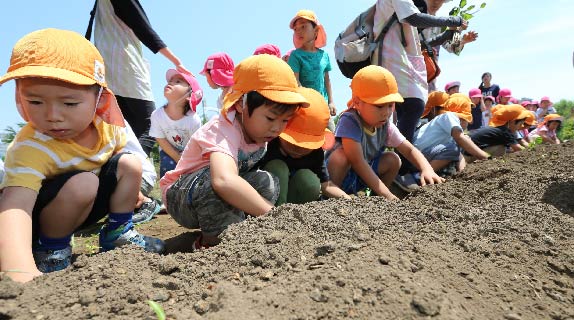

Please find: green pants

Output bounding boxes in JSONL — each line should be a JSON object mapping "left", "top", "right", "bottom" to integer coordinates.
{"left": 263, "top": 159, "right": 321, "bottom": 206}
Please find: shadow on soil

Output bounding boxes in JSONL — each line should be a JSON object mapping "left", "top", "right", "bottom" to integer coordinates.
{"left": 542, "top": 180, "right": 574, "bottom": 217}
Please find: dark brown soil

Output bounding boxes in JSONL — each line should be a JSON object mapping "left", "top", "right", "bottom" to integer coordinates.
{"left": 1, "top": 142, "right": 573, "bottom": 320}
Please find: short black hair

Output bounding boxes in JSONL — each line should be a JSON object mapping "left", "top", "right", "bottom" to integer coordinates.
{"left": 245, "top": 91, "right": 300, "bottom": 116}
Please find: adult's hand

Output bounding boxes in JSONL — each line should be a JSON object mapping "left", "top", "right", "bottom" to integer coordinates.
{"left": 462, "top": 31, "right": 478, "bottom": 44}
{"left": 176, "top": 64, "right": 194, "bottom": 77}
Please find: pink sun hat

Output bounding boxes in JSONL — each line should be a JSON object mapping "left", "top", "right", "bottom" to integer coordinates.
{"left": 200, "top": 52, "right": 235, "bottom": 87}
{"left": 468, "top": 88, "right": 482, "bottom": 98}
{"left": 484, "top": 95, "right": 495, "bottom": 103}
{"left": 166, "top": 69, "right": 203, "bottom": 112}
{"left": 444, "top": 81, "right": 461, "bottom": 91}
{"left": 253, "top": 44, "right": 282, "bottom": 58}
{"left": 540, "top": 96, "right": 552, "bottom": 105}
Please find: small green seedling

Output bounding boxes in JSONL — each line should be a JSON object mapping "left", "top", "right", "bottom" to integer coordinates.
{"left": 449, "top": 0, "right": 487, "bottom": 20}
{"left": 147, "top": 300, "right": 166, "bottom": 320}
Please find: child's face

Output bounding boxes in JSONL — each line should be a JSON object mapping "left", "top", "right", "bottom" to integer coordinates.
{"left": 470, "top": 97, "right": 481, "bottom": 105}
{"left": 484, "top": 100, "right": 493, "bottom": 108}
{"left": 540, "top": 101, "right": 551, "bottom": 108}
{"left": 354, "top": 98, "right": 394, "bottom": 129}
{"left": 508, "top": 119, "right": 525, "bottom": 133}
{"left": 499, "top": 96, "right": 510, "bottom": 105}
{"left": 17, "top": 78, "right": 97, "bottom": 141}
{"left": 293, "top": 19, "right": 317, "bottom": 45}
{"left": 238, "top": 101, "right": 297, "bottom": 144}
{"left": 164, "top": 74, "right": 191, "bottom": 103}
{"left": 204, "top": 71, "right": 220, "bottom": 89}
{"left": 547, "top": 121, "right": 560, "bottom": 131}
{"left": 447, "top": 86, "right": 459, "bottom": 94}
{"left": 279, "top": 137, "right": 313, "bottom": 158}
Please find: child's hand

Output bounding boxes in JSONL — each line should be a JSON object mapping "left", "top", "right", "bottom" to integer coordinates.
{"left": 328, "top": 102, "right": 337, "bottom": 116}
{"left": 418, "top": 169, "right": 445, "bottom": 186}
{"left": 462, "top": 31, "right": 478, "bottom": 44}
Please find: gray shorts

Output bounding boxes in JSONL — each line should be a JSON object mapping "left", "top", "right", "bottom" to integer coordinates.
{"left": 166, "top": 167, "right": 279, "bottom": 237}
{"left": 420, "top": 140, "right": 461, "bottom": 162}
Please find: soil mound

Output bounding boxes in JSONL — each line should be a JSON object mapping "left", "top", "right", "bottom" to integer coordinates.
{"left": 1, "top": 142, "right": 573, "bottom": 320}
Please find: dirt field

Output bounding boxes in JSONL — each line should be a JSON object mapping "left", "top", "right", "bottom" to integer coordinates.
{"left": 1, "top": 142, "right": 573, "bottom": 320}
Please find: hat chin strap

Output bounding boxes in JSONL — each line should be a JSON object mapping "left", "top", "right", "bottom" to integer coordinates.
{"left": 93, "top": 86, "right": 104, "bottom": 119}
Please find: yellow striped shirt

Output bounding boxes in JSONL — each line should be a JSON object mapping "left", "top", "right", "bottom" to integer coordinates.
{"left": 1, "top": 118, "right": 126, "bottom": 192}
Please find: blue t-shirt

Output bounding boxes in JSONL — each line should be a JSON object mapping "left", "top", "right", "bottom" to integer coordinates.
{"left": 414, "top": 112, "right": 462, "bottom": 151}
{"left": 288, "top": 48, "right": 332, "bottom": 101}
{"left": 468, "top": 103, "right": 483, "bottom": 130}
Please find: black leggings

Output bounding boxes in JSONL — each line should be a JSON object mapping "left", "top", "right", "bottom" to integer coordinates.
{"left": 115, "top": 95, "right": 156, "bottom": 156}
{"left": 395, "top": 97, "right": 425, "bottom": 143}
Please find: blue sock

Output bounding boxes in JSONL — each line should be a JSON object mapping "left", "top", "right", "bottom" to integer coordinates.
{"left": 38, "top": 233, "right": 72, "bottom": 251}
{"left": 106, "top": 212, "right": 133, "bottom": 231}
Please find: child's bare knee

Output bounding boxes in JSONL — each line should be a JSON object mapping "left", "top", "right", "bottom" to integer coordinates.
{"left": 117, "top": 153, "right": 143, "bottom": 176}
{"left": 382, "top": 152, "right": 401, "bottom": 169}
{"left": 63, "top": 172, "right": 99, "bottom": 204}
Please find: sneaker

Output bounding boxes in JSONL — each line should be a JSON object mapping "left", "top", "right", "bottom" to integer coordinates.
{"left": 33, "top": 246, "right": 72, "bottom": 273}
{"left": 393, "top": 173, "right": 420, "bottom": 192}
{"left": 132, "top": 199, "right": 161, "bottom": 224}
{"left": 99, "top": 222, "right": 165, "bottom": 254}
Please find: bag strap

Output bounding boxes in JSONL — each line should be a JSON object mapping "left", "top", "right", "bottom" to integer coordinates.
{"left": 376, "top": 13, "right": 405, "bottom": 63}
{"left": 85, "top": 0, "right": 98, "bottom": 40}
{"left": 419, "top": 31, "right": 435, "bottom": 58}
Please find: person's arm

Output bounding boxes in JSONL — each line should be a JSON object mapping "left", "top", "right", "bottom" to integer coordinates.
{"left": 404, "top": 13, "right": 465, "bottom": 29}
{"left": 341, "top": 138, "right": 397, "bottom": 200}
{"left": 0, "top": 187, "right": 42, "bottom": 283}
{"left": 395, "top": 140, "right": 445, "bottom": 186}
{"left": 509, "top": 143, "right": 524, "bottom": 152}
{"left": 452, "top": 129, "right": 489, "bottom": 160}
{"left": 426, "top": 29, "right": 456, "bottom": 47}
{"left": 538, "top": 131, "right": 555, "bottom": 144}
{"left": 110, "top": 0, "right": 190, "bottom": 74}
{"left": 324, "top": 72, "right": 336, "bottom": 116}
{"left": 210, "top": 152, "right": 274, "bottom": 216}
{"left": 320, "top": 181, "right": 351, "bottom": 199}
{"left": 156, "top": 138, "right": 181, "bottom": 163}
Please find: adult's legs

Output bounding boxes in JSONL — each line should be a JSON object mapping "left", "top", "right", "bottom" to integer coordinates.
{"left": 115, "top": 95, "right": 156, "bottom": 156}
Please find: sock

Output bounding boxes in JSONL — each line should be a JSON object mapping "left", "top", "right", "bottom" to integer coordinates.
{"left": 38, "top": 233, "right": 72, "bottom": 251}
{"left": 106, "top": 212, "right": 133, "bottom": 231}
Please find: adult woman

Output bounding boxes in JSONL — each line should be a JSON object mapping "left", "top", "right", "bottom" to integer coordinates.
{"left": 478, "top": 72, "right": 500, "bottom": 98}
{"left": 372, "top": 0, "right": 467, "bottom": 142}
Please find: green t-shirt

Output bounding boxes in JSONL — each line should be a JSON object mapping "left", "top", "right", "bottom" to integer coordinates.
{"left": 288, "top": 48, "right": 332, "bottom": 102}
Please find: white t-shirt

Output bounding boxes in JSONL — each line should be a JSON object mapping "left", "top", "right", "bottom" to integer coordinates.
{"left": 373, "top": 0, "right": 428, "bottom": 101}
{"left": 121, "top": 123, "right": 156, "bottom": 187}
{"left": 414, "top": 112, "right": 462, "bottom": 151}
{"left": 149, "top": 107, "right": 202, "bottom": 153}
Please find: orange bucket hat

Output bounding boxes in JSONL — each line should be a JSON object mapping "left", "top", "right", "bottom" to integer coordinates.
{"left": 524, "top": 111, "right": 537, "bottom": 126}
{"left": 0, "top": 28, "right": 124, "bottom": 127}
{"left": 221, "top": 54, "right": 309, "bottom": 121}
{"left": 489, "top": 104, "right": 530, "bottom": 127}
{"left": 290, "top": 9, "right": 327, "bottom": 49}
{"left": 538, "top": 113, "right": 563, "bottom": 128}
{"left": 348, "top": 65, "right": 403, "bottom": 108}
{"left": 439, "top": 93, "right": 473, "bottom": 123}
{"left": 280, "top": 87, "right": 334, "bottom": 150}
{"left": 422, "top": 91, "right": 450, "bottom": 118}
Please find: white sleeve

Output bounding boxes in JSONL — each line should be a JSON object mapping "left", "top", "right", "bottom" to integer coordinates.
{"left": 149, "top": 109, "right": 165, "bottom": 138}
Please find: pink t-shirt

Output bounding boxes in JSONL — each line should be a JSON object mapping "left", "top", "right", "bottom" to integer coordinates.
{"left": 160, "top": 111, "right": 266, "bottom": 203}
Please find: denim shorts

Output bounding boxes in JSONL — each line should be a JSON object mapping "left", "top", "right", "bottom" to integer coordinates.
{"left": 420, "top": 140, "right": 461, "bottom": 162}
{"left": 160, "top": 150, "right": 178, "bottom": 178}
{"left": 166, "top": 167, "right": 279, "bottom": 237}
{"left": 339, "top": 153, "right": 383, "bottom": 195}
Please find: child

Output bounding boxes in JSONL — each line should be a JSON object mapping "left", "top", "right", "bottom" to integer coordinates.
{"left": 467, "top": 88, "right": 485, "bottom": 131}
{"left": 467, "top": 104, "right": 530, "bottom": 162}
{"left": 444, "top": 81, "right": 461, "bottom": 95}
{"left": 257, "top": 87, "right": 350, "bottom": 205}
{"left": 150, "top": 69, "right": 203, "bottom": 178}
{"left": 414, "top": 93, "right": 489, "bottom": 176}
{"left": 160, "top": 55, "right": 308, "bottom": 249}
{"left": 288, "top": 10, "right": 337, "bottom": 126}
{"left": 482, "top": 95, "right": 495, "bottom": 127}
{"left": 535, "top": 96, "right": 557, "bottom": 123}
{"left": 0, "top": 29, "right": 164, "bottom": 283}
{"left": 200, "top": 52, "right": 234, "bottom": 110}
{"left": 325, "top": 65, "right": 444, "bottom": 199}
{"left": 418, "top": 91, "right": 450, "bottom": 130}
{"left": 253, "top": 44, "right": 282, "bottom": 58}
{"left": 529, "top": 114, "right": 562, "bottom": 144}
{"left": 497, "top": 88, "right": 512, "bottom": 105}
{"left": 517, "top": 111, "right": 537, "bottom": 147}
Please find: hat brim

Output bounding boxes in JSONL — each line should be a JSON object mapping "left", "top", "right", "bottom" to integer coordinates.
{"left": 0, "top": 65, "right": 97, "bottom": 86}
{"left": 347, "top": 92, "right": 404, "bottom": 107}
{"left": 210, "top": 69, "right": 234, "bottom": 87}
{"left": 222, "top": 88, "right": 310, "bottom": 114}
{"left": 279, "top": 127, "right": 331, "bottom": 150}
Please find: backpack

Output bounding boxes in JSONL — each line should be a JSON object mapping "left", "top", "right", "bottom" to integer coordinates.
{"left": 334, "top": 5, "right": 398, "bottom": 79}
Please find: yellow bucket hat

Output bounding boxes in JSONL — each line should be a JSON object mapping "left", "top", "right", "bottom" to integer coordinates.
{"left": 440, "top": 93, "right": 473, "bottom": 123}
{"left": 222, "top": 54, "right": 309, "bottom": 121}
{"left": 348, "top": 65, "right": 404, "bottom": 108}
{"left": 422, "top": 91, "right": 450, "bottom": 118}
{"left": 289, "top": 9, "right": 327, "bottom": 49}
{"left": 489, "top": 104, "right": 530, "bottom": 127}
{"left": 0, "top": 28, "right": 124, "bottom": 126}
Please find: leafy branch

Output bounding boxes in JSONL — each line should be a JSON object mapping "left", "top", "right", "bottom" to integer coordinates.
{"left": 449, "top": 0, "right": 486, "bottom": 21}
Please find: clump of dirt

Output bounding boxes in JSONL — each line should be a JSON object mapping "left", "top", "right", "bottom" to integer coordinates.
{"left": 1, "top": 142, "right": 574, "bottom": 320}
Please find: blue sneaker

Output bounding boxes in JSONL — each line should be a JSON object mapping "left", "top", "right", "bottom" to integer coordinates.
{"left": 99, "top": 222, "right": 165, "bottom": 253}
{"left": 33, "top": 246, "right": 72, "bottom": 273}
{"left": 132, "top": 199, "right": 161, "bottom": 224}
{"left": 393, "top": 173, "right": 420, "bottom": 192}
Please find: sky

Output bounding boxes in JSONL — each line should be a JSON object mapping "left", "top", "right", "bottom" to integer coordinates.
{"left": 0, "top": 0, "right": 573, "bottom": 131}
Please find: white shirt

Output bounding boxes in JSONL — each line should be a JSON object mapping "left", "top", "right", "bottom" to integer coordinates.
{"left": 373, "top": 0, "right": 428, "bottom": 101}
{"left": 414, "top": 112, "right": 462, "bottom": 151}
{"left": 149, "top": 107, "right": 202, "bottom": 153}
